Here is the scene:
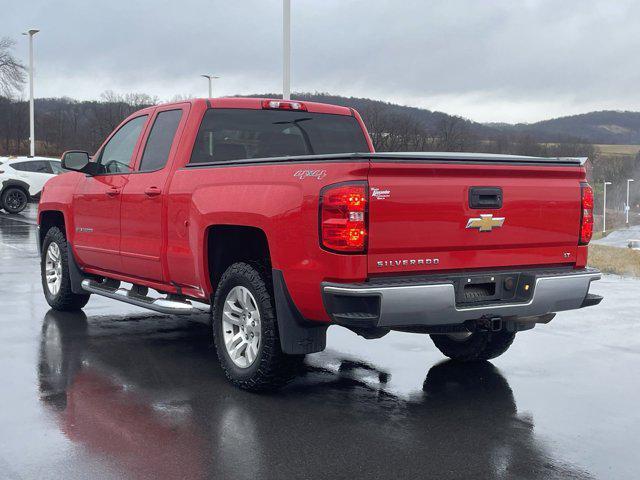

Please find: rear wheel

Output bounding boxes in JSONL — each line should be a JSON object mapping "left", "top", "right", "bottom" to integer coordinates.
{"left": 212, "top": 262, "right": 304, "bottom": 391}
{"left": 1, "top": 187, "right": 28, "bottom": 214}
{"left": 430, "top": 330, "right": 516, "bottom": 361}
{"left": 41, "top": 227, "right": 91, "bottom": 311}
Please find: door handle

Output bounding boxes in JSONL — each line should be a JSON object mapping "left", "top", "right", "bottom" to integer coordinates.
{"left": 106, "top": 186, "right": 121, "bottom": 197}
{"left": 144, "top": 186, "right": 161, "bottom": 197}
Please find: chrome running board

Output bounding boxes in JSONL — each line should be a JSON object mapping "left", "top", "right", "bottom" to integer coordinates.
{"left": 81, "top": 279, "right": 200, "bottom": 315}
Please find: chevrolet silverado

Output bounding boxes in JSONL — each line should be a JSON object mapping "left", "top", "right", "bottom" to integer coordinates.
{"left": 37, "top": 98, "right": 602, "bottom": 390}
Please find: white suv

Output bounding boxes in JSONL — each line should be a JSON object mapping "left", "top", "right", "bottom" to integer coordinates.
{"left": 0, "top": 156, "right": 65, "bottom": 214}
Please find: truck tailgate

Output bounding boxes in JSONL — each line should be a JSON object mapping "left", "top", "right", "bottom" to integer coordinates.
{"left": 367, "top": 159, "right": 585, "bottom": 275}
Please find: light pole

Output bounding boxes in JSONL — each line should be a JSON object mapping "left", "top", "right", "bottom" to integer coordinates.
{"left": 603, "top": 181, "right": 612, "bottom": 233}
{"left": 626, "top": 179, "right": 634, "bottom": 225}
{"left": 22, "top": 28, "right": 39, "bottom": 157}
{"left": 200, "top": 74, "right": 219, "bottom": 98}
{"left": 283, "top": 0, "right": 291, "bottom": 100}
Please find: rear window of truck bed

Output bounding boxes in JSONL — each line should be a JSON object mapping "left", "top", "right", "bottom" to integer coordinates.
{"left": 189, "top": 109, "right": 369, "bottom": 164}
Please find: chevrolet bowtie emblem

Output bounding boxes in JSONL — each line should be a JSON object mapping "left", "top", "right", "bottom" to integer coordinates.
{"left": 466, "top": 214, "right": 505, "bottom": 232}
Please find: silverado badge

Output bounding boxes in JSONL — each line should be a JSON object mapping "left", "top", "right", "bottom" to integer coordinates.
{"left": 466, "top": 214, "right": 505, "bottom": 232}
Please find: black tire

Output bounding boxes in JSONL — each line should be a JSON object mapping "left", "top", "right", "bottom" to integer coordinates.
{"left": 41, "top": 227, "right": 91, "bottom": 311}
{"left": 212, "top": 262, "right": 304, "bottom": 391}
{"left": 1, "top": 186, "right": 28, "bottom": 214}
{"left": 430, "top": 330, "right": 516, "bottom": 361}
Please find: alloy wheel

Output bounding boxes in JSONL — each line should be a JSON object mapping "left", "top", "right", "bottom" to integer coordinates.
{"left": 6, "top": 189, "right": 27, "bottom": 211}
{"left": 45, "top": 242, "right": 63, "bottom": 296}
{"left": 221, "top": 286, "right": 262, "bottom": 368}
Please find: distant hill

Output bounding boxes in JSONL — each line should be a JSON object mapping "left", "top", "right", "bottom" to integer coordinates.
{"left": 491, "top": 110, "right": 640, "bottom": 145}
{"left": 250, "top": 92, "right": 500, "bottom": 138}
{"left": 254, "top": 94, "right": 640, "bottom": 145}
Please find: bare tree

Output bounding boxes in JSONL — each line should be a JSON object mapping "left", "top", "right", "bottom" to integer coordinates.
{"left": 0, "top": 37, "right": 26, "bottom": 97}
{"left": 434, "top": 116, "right": 471, "bottom": 151}
{"left": 168, "top": 93, "right": 193, "bottom": 103}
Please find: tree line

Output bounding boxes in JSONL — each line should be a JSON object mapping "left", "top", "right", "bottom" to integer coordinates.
{"left": 0, "top": 92, "right": 599, "bottom": 159}
{"left": 0, "top": 92, "right": 157, "bottom": 156}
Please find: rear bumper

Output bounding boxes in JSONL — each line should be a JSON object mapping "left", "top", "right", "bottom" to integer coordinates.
{"left": 322, "top": 268, "right": 602, "bottom": 329}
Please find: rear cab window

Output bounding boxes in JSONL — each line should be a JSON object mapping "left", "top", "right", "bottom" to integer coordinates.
{"left": 189, "top": 109, "right": 369, "bottom": 164}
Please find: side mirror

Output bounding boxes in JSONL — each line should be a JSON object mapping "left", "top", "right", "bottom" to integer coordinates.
{"left": 60, "top": 151, "right": 99, "bottom": 175}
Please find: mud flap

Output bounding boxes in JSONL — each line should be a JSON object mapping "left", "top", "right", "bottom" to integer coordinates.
{"left": 66, "top": 243, "right": 87, "bottom": 295}
{"left": 272, "top": 269, "right": 327, "bottom": 355}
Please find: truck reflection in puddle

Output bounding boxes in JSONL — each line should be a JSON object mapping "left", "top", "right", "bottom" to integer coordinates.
{"left": 37, "top": 310, "right": 590, "bottom": 480}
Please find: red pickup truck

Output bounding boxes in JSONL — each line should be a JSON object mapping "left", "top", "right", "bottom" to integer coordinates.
{"left": 38, "top": 97, "right": 602, "bottom": 390}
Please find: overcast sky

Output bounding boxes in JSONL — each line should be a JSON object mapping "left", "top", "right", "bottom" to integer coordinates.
{"left": 6, "top": 0, "right": 640, "bottom": 123}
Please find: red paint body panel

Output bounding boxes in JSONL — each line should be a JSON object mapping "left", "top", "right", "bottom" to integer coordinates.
{"left": 38, "top": 97, "right": 591, "bottom": 324}
{"left": 72, "top": 174, "right": 128, "bottom": 272}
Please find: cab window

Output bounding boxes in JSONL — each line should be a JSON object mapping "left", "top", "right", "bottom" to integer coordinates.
{"left": 97, "top": 115, "right": 148, "bottom": 174}
{"left": 139, "top": 110, "right": 183, "bottom": 172}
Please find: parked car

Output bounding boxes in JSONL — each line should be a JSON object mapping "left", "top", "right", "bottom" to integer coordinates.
{"left": 37, "top": 98, "right": 603, "bottom": 391}
{"left": 0, "top": 156, "right": 65, "bottom": 214}
{"left": 628, "top": 240, "right": 640, "bottom": 250}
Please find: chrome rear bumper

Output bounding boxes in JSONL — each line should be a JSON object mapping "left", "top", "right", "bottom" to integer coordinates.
{"left": 322, "top": 268, "right": 602, "bottom": 328}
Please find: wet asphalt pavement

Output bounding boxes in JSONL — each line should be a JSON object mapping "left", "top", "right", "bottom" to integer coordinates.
{"left": 1, "top": 206, "right": 639, "bottom": 480}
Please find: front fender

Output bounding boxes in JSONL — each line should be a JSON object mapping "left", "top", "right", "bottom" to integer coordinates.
{"left": 38, "top": 172, "right": 84, "bottom": 241}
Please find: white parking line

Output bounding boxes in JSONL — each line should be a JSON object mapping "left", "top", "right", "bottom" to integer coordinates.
{"left": 0, "top": 214, "right": 37, "bottom": 225}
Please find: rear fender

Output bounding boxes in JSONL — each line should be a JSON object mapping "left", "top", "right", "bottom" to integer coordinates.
{"left": 1, "top": 179, "right": 31, "bottom": 199}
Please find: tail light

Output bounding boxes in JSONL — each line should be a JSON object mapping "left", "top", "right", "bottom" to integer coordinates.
{"left": 580, "top": 182, "right": 594, "bottom": 245}
{"left": 320, "top": 182, "right": 368, "bottom": 253}
{"left": 261, "top": 100, "right": 307, "bottom": 111}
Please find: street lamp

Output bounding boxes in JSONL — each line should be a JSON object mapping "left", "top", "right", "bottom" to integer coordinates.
{"left": 603, "top": 181, "right": 612, "bottom": 233}
{"left": 200, "top": 74, "right": 220, "bottom": 98}
{"left": 283, "top": 0, "right": 291, "bottom": 100}
{"left": 626, "top": 179, "right": 634, "bottom": 225}
{"left": 22, "top": 28, "right": 39, "bottom": 157}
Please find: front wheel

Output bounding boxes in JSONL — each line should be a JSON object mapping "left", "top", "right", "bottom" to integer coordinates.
{"left": 41, "top": 227, "right": 91, "bottom": 311}
{"left": 430, "top": 330, "right": 516, "bottom": 361}
{"left": 1, "top": 187, "right": 28, "bottom": 214}
{"left": 212, "top": 262, "right": 304, "bottom": 391}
